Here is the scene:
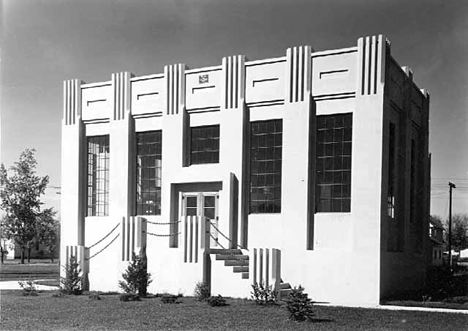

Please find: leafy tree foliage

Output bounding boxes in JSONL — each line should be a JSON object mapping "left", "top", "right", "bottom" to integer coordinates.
{"left": 0, "top": 149, "right": 49, "bottom": 263}
{"left": 36, "top": 208, "right": 60, "bottom": 262}
{"left": 450, "top": 214, "right": 468, "bottom": 250}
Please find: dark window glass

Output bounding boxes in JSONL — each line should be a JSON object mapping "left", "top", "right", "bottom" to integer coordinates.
{"left": 87, "top": 135, "right": 110, "bottom": 216}
{"left": 190, "top": 125, "right": 220, "bottom": 164}
{"left": 136, "top": 131, "right": 162, "bottom": 215}
{"left": 316, "top": 113, "right": 352, "bottom": 213}
{"left": 388, "top": 123, "right": 396, "bottom": 218}
{"left": 410, "top": 139, "right": 416, "bottom": 224}
{"left": 250, "top": 119, "right": 282, "bottom": 213}
{"left": 204, "top": 196, "right": 216, "bottom": 220}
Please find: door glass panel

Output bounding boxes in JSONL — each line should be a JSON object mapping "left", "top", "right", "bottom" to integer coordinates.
{"left": 204, "top": 196, "right": 216, "bottom": 219}
{"left": 186, "top": 196, "right": 198, "bottom": 216}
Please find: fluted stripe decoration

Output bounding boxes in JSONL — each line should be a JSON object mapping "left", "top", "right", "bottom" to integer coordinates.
{"left": 249, "top": 248, "right": 281, "bottom": 296}
{"left": 111, "top": 72, "right": 132, "bottom": 121}
{"left": 164, "top": 64, "right": 186, "bottom": 115}
{"left": 65, "top": 245, "right": 89, "bottom": 273}
{"left": 222, "top": 55, "right": 245, "bottom": 109}
{"left": 63, "top": 79, "right": 82, "bottom": 125}
{"left": 286, "top": 46, "right": 312, "bottom": 103}
{"left": 182, "top": 215, "right": 200, "bottom": 263}
{"left": 121, "top": 216, "right": 146, "bottom": 261}
{"left": 358, "top": 35, "right": 388, "bottom": 95}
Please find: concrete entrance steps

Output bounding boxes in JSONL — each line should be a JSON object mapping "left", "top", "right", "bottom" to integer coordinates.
{"left": 209, "top": 248, "right": 291, "bottom": 299}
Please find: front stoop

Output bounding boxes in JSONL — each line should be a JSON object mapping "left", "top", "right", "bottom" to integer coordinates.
{"left": 210, "top": 248, "right": 291, "bottom": 299}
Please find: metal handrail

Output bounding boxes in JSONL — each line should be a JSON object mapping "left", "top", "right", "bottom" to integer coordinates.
{"left": 209, "top": 220, "right": 249, "bottom": 251}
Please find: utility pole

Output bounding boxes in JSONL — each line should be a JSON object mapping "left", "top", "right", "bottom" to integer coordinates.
{"left": 448, "top": 182, "right": 456, "bottom": 271}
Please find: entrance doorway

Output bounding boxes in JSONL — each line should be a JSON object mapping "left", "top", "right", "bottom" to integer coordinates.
{"left": 181, "top": 192, "right": 219, "bottom": 247}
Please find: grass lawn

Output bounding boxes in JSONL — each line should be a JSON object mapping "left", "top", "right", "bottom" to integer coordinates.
{"left": 1, "top": 291, "right": 467, "bottom": 331}
{"left": 0, "top": 259, "right": 59, "bottom": 282}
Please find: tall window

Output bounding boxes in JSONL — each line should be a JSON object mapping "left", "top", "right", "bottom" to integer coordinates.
{"left": 316, "top": 113, "right": 352, "bottom": 213}
{"left": 190, "top": 125, "right": 220, "bottom": 164}
{"left": 387, "top": 123, "right": 396, "bottom": 218}
{"left": 136, "top": 131, "right": 162, "bottom": 215}
{"left": 87, "top": 135, "right": 109, "bottom": 216}
{"left": 250, "top": 119, "right": 282, "bottom": 213}
{"left": 410, "top": 139, "right": 415, "bottom": 223}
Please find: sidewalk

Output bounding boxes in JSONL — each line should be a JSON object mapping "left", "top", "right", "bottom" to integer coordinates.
{"left": 316, "top": 303, "right": 468, "bottom": 315}
{"left": 0, "top": 280, "right": 59, "bottom": 291}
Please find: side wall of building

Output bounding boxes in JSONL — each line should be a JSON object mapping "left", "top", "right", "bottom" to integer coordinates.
{"left": 379, "top": 52, "right": 430, "bottom": 299}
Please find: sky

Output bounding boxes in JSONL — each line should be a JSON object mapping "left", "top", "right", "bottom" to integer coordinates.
{"left": 1, "top": 0, "right": 468, "bottom": 220}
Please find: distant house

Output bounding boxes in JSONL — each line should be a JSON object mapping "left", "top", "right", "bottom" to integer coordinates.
{"left": 428, "top": 217, "right": 445, "bottom": 266}
{"left": 60, "top": 35, "right": 430, "bottom": 306}
{"left": 460, "top": 248, "right": 468, "bottom": 259}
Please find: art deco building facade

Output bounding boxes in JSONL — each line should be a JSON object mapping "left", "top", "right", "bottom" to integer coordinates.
{"left": 61, "top": 35, "right": 430, "bottom": 305}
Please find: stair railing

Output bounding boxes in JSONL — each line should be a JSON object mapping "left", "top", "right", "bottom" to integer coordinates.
{"left": 208, "top": 220, "right": 248, "bottom": 251}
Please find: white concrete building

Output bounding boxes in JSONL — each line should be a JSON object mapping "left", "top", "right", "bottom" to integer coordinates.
{"left": 61, "top": 35, "right": 430, "bottom": 306}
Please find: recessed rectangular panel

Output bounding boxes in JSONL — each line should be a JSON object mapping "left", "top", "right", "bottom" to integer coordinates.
{"left": 131, "top": 77, "right": 164, "bottom": 115}
{"left": 312, "top": 51, "right": 357, "bottom": 97}
{"left": 246, "top": 60, "right": 285, "bottom": 104}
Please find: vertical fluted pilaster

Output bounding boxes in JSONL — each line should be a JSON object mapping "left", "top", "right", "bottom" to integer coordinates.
{"left": 164, "top": 64, "right": 186, "bottom": 115}
{"left": 285, "top": 46, "right": 312, "bottom": 103}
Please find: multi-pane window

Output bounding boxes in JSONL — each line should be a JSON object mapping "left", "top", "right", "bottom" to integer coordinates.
{"left": 87, "top": 135, "right": 109, "bottom": 216}
{"left": 316, "top": 113, "right": 352, "bottom": 213}
{"left": 387, "top": 123, "right": 396, "bottom": 218}
{"left": 190, "top": 125, "right": 220, "bottom": 164}
{"left": 136, "top": 131, "right": 162, "bottom": 215}
{"left": 249, "top": 119, "right": 282, "bottom": 213}
{"left": 410, "top": 139, "right": 415, "bottom": 223}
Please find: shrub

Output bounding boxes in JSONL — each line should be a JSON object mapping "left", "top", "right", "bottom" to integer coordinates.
{"left": 160, "top": 293, "right": 180, "bottom": 304}
{"left": 119, "top": 293, "right": 141, "bottom": 302}
{"left": 119, "top": 252, "right": 152, "bottom": 297}
{"left": 52, "top": 291, "right": 67, "bottom": 298}
{"left": 285, "top": 286, "right": 315, "bottom": 322}
{"left": 194, "top": 281, "right": 211, "bottom": 301}
{"left": 18, "top": 279, "right": 38, "bottom": 296}
{"left": 88, "top": 293, "right": 102, "bottom": 300}
{"left": 251, "top": 282, "right": 277, "bottom": 305}
{"left": 60, "top": 255, "right": 83, "bottom": 295}
{"left": 207, "top": 295, "right": 227, "bottom": 307}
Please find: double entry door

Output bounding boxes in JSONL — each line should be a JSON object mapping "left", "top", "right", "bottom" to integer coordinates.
{"left": 181, "top": 192, "right": 219, "bottom": 247}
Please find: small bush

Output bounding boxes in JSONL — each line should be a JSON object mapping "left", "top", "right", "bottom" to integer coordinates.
{"left": 160, "top": 293, "right": 181, "bottom": 304}
{"left": 445, "top": 296, "right": 468, "bottom": 304}
{"left": 60, "top": 255, "right": 82, "bottom": 295}
{"left": 251, "top": 282, "right": 277, "bottom": 305}
{"left": 119, "top": 293, "right": 141, "bottom": 302}
{"left": 52, "top": 291, "right": 67, "bottom": 298}
{"left": 207, "top": 295, "right": 228, "bottom": 307}
{"left": 194, "top": 281, "right": 211, "bottom": 301}
{"left": 88, "top": 293, "right": 102, "bottom": 300}
{"left": 119, "top": 252, "right": 152, "bottom": 297}
{"left": 285, "top": 286, "right": 315, "bottom": 322}
{"left": 18, "top": 279, "right": 38, "bottom": 296}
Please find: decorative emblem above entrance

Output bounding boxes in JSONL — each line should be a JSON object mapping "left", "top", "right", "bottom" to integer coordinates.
{"left": 199, "top": 74, "right": 209, "bottom": 84}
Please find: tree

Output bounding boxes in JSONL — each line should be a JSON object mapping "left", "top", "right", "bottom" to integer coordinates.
{"left": 443, "top": 213, "right": 468, "bottom": 251}
{"left": 36, "top": 208, "right": 60, "bottom": 262}
{"left": 451, "top": 214, "right": 468, "bottom": 251}
{"left": 0, "top": 149, "right": 49, "bottom": 263}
